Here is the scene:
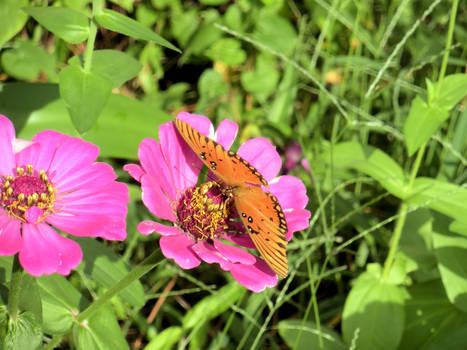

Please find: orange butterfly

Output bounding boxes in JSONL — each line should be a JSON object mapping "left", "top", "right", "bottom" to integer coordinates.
{"left": 175, "top": 119, "right": 288, "bottom": 277}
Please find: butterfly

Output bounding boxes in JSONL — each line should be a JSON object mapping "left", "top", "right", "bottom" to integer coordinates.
{"left": 175, "top": 118, "right": 288, "bottom": 277}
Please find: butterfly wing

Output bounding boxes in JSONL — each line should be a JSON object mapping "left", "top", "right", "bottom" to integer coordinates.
{"left": 233, "top": 186, "right": 289, "bottom": 277}
{"left": 175, "top": 119, "right": 267, "bottom": 187}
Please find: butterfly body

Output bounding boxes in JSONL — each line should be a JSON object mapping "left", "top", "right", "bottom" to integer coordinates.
{"left": 175, "top": 119, "right": 289, "bottom": 277}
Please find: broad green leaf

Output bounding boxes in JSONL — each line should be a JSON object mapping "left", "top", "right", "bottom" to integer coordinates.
{"left": 278, "top": 320, "right": 345, "bottom": 350}
{"left": 0, "top": 0, "right": 28, "bottom": 47}
{"left": 1, "top": 312, "right": 42, "bottom": 350}
{"left": 170, "top": 9, "right": 199, "bottom": 48}
{"left": 19, "top": 274, "right": 42, "bottom": 324}
{"left": 183, "top": 11, "right": 222, "bottom": 57}
{"left": 408, "top": 178, "right": 467, "bottom": 228}
{"left": 59, "top": 64, "right": 113, "bottom": 133}
{"left": 69, "top": 49, "right": 142, "bottom": 88}
{"left": 398, "top": 209, "right": 436, "bottom": 271}
{"left": 342, "top": 265, "right": 406, "bottom": 350}
{"left": 38, "top": 274, "right": 85, "bottom": 335}
{"left": 403, "top": 95, "right": 449, "bottom": 156}
{"left": 326, "top": 142, "right": 407, "bottom": 198}
{"left": 252, "top": 13, "right": 297, "bottom": 55}
{"left": 1, "top": 39, "right": 56, "bottom": 81}
{"left": 399, "top": 279, "right": 467, "bottom": 350}
{"left": 0, "top": 83, "right": 172, "bottom": 159}
{"left": 22, "top": 6, "right": 89, "bottom": 44}
{"left": 450, "top": 221, "right": 467, "bottom": 236}
{"left": 241, "top": 53, "right": 279, "bottom": 102}
{"left": 94, "top": 9, "right": 180, "bottom": 53}
{"left": 196, "top": 69, "right": 227, "bottom": 114}
{"left": 430, "top": 74, "right": 467, "bottom": 111}
{"left": 425, "top": 324, "right": 467, "bottom": 350}
{"left": 144, "top": 326, "right": 183, "bottom": 350}
{"left": 432, "top": 213, "right": 467, "bottom": 313}
{"left": 72, "top": 304, "right": 129, "bottom": 350}
{"left": 205, "top": 38, "right": 246, "bottom": 67}
{"left": 200, "top": 0, "right": 229, "bottom": 4}
{"left": 223, "top": 4, "right": 243, "bottom": 32}
{"left": 183, "top": 282, "right": 245, "bottom": 330}
{"left": 74, "top": 238, "right": 145, "bottom": 308}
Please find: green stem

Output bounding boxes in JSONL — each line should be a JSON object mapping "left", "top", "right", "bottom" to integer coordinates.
{"left": 437, "top": 0, "right": 458, "bottom": 87}
{"left": 43, "top": 249, "right": 163, "bottom": 350}
{"left": 83, "top": 0, "right": 100, "bottom": 72}
{"left": 7, "top": 255, "right": 23, "bottom": 320}
{"left": 382, "top": 143, "right": 426, "bottom": 281}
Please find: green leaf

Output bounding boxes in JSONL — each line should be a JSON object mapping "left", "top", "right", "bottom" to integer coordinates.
{"left": 94, "top": 9, "right": 180, "bottom": 53}
{"left": 144, "top": 326, "right": 183, "bottom": 350}
{"left": 205, "top": 38, "right": 246, "bottom": 67}
{"left": 72, "top": 304, "right": 129, "bottom": 350}
{"left": 342, "top": 265, "right": 406, "bottom": 350}
{"left": 37, "top": 274, "right": 85, "bottom": 335}
{"left": 19, "top": 274, "right": 42, "bottom": 324}
{"left": 22, "top": 6, "right": 89, "bottom": 44}
{"left": 425, "top": 324, "right": 467, "bottom": 350}
{"left": 252, "top": 13, "right": 297, "bottom": 55}
{"left": 200, "top": 0, "right": 229, "bottom": 5}
{"left": 268, "top": 61, "right": 298, "bottom": 124}
{"left": 59, "top": 64, "right": 113, "bottom": 133}
{"left": 278, "top": 320, "right": 345, "bottom": 350}
{"left": 69, "top": 49, "right": 142, "bottom": 88}
{"left": 2, "top": 312, "right": 42, "bottom": 350}
{"left": 430, "top": 74, "right": 467, "bottom": 110}
{"left": 408, "top": 178, "right": 467, "bottom": 228}
{"left": 1, "top": 39, "right": 56, "bottom": 81}
{"left": 432, "top": 213, "right": 467, "bottom": 313}
{"left": 196, "top": 69, "right": 227, "bottom": 114}
{"left": 399, "top": 279, "right": 467, "bottom": 350}
{"left": 0, "top": 0, "right": 28, "bottom": 47}
{"left": 398, "top": 209, "right": 436, "bottom": 271}
{"left": 183, "top": 282, "right": 245, "bottom": 330}
{"left": 240, "top": 53, "right": 279, "bottom": 101}
{"left": 170, "top": 9, "right": 199, "bottom": 48}
{"left": 326, "top": 142, "right": 407, "bottom": 198}
{"left": 0, "top": 82, "right": 172, "bottom": 159}
{"left": 183, "top": 11, "right": 222, "bottom": 57}
{"left": 403, "top": 95, "right": 449, "bottom": 156}
{"left": 74, "top": 238, "right": 145, "bottom": 308}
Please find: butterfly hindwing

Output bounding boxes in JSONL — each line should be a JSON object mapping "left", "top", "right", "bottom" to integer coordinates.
{"left": 233, "top": 186, "right": 289, "bottom": 277}
{"left": 175, "top": 119, "right": 267, "bottom": 187}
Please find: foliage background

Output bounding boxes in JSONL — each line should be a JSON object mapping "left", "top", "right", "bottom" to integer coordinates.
{"left": 0, "top": 0, "right": 467, "bottom": 349}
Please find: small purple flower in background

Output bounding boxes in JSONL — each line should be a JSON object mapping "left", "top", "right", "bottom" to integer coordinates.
{"left": 284, "top": 141, "right": 310, "bottom": 173}
{"left": 125, "top": 112, "right": 310, "bottom": 292}
{"left": 0, "top": 115, "right": 128, "bottom": 276}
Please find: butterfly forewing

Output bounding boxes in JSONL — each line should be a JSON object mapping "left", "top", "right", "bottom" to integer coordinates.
{"left": 175, "top": 119, "right": 267, "bottom": 187}
{"left": 233, "top": 186, "right": 289, "bottom": 277}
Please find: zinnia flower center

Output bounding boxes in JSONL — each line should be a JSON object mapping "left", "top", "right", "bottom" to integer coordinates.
{"left": 176, "top": 181, "right": 232, "bottom": 240}
{"left": 1, "top": 164, "right": 56, "bottom": 223}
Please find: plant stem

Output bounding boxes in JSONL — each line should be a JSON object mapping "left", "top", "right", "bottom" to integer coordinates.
{"left": 43, "top": 249, "right": 163, "bottom": 350}
{"left": 83, "top": 0, "right": 100, "bottom": 72}
{"left": 7, "top": 255, "right": 23, "bottom": 320}
{"left": 437, "top": 0, "right": 458, "bottom": 86}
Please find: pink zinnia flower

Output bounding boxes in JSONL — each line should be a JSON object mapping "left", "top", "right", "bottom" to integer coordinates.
{"left": 285, "top": 141, "right": 310, "bottom": 173}
{"left": 0, "top": 115, "right": 128, "bottom": 276}
{"left": 125, "top": 112, "right": 310, "bottom": 292}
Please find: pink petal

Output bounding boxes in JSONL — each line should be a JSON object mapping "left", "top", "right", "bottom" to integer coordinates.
{"left": 124, "top": 163, "right": 145, "bottom": 182}
{"left": 0, "top": 213, "right": 22, "bottom": 255}
{"left": 215, "top": 119, "right": 238, "bottom": 149}
{"left": 141, "top": 174, "right": 177, "bottom": 222}
{"left": 138, "top": 138, "right": 177, "bottom": 202}
{"left": 159, "top": 234, "right": 201, "bottom": 269}
{"left": 159, "top": 122, "right": 202, "bottom": 192}
{"left": 285, "top": 208, "right": 311, "bottom": 240}
{"left": 237, "top": 138, "right": 281, "bottom": 182}
{"left": 192, "top": 241, "right": 232, "bottom": 270}
{"left": 224, "top": 233, "right": 256, "bottom": 249}
{"left": 268, "top": 175, "right": 308, "bottom": 209}
{"left": 177, "top": 112, "right": 213, "bottom": 137}
{"left": 137, "top": 220, "right": 182, "bottom": 236}
{"left": 229, "top": 258, "right": 278, "bottom": 292}
{"left": 214, "top": 240, "right": 256, "bottom": 265}
{"left": 19, "top": 223, "right": 82, "bottom": 276}
{"left": 13, "top": 139, "right": 34, "bottom": 153}
{"left": 0, "top": 115, "right": 16, "bottom": 176}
